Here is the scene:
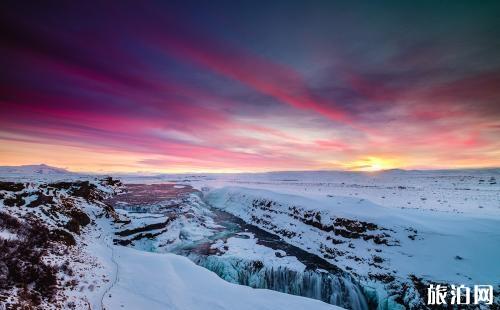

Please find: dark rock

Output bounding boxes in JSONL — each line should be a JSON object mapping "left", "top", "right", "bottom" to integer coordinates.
{"left": 326, "top": 236, "right": 345, "bottom": 244}
{"left": 49, "top": 229, "right": 76, "bottom": 246}
{"left": 65, "top": 219, "right": 81, "bottom": 234}
{"left": 252, "top": 260, "right": 264, "bottom": 271}
{"left": 275, "top": 251, "right": 286, "bottom": 258}
{"left": 114, "top": 238, "right": 132, "bottom": 246}
{"left": 0, "top": 182, "right": 25, "bottom": 192}
{"left": 68, "top": 209, "right": 91, "bottom": 227}
{"left": 115, "top": 217, "right": 175, "bottom": 237}
{"left": 27, "top": 192, "right": 54, "bottom": 208}
{"left": 101, "top": 176, "right": 122, "bottom": 187}
{"left": 0, "top": 213, "right": 58, "bottom": 303}
{"left": 369, "top": 273, "right": 395, "bottom": 283}
{"left": 3, "top": 193, "right": 28, "bottom": 207}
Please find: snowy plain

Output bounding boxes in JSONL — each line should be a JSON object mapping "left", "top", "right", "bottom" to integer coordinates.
{"left": 0, "top": 165, "right": 342, "bottom": 309}
{"left": 119, "top": 168, "right": 500, "bottom": 308}
{"left": 1, "top": 165, "right": 499, "bottom": 309}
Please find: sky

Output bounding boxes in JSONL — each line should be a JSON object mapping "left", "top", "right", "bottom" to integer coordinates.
{"left": 1, "top": 1, "right": 500, "bottom": 173}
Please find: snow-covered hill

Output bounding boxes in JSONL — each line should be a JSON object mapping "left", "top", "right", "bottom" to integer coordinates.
{"left": 0, "top": 177, "right": 126, "bottom": 308}
{"left": 1, "top": 168, "right": 499, "bottom": 309}
{"left": 104, "top": 246, "right": 338, "bottom": 310}
{"left": 205, "top": 187, "right": 500, "bottom": 308}
{"left": 0, "top": 165, "right": 82, "bottom": 183}
{"left": 116, "top": 169, "right": 500, "bottom": 308}
{"left": 0, "top": 177, "right": 341, "bottom": 309}
{"left": 0, "top": 164, "right": 71, "bottom": 176}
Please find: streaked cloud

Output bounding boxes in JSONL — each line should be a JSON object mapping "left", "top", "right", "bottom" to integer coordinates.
{"left": 1, "top": 1, "right": 499, "bottom": 172}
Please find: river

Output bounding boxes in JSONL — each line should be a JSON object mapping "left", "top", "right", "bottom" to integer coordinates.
{"left": 107, "top": 183, "right": 372, "bottom": 310}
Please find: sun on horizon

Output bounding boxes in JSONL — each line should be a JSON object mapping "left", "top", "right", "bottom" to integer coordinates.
{"left": 1, "top": 1, "right": 500, "bottom": 173}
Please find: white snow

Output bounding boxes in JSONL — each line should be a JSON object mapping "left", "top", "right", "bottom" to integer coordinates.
{"left": 2, "top": 168, "right": 499, "bottom": 308}
{"left": 120, "top": 169, "right": 500, "bottom": 217}
{"left": 102, "top": 245, "right": 339, "bottom": 310}
{"left": 212, "top": 232, "right": 306, "bottom": 272}
{"left": 0, "top": 229, "right": 18, "bottom": 240}
{"left": 0, "top": 177, "right": 339, "bottom": 309}
{"left": 205, "top": 186, "right": 500, "bottom": 285}
{"left": 114, "top": 169, "right": 500, "bottom": 292}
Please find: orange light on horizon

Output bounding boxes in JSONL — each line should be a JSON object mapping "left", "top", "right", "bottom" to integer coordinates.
{"left": 345, "top": 156, "right": 403, "bottom": 172}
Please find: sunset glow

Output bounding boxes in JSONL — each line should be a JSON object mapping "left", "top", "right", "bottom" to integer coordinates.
{"left": 1, "top": 2, "right": 500, "bottom": 173}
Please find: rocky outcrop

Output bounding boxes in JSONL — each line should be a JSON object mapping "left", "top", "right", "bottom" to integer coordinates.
{"left": 0, "top": 177, "right": 123, "bottom": 308}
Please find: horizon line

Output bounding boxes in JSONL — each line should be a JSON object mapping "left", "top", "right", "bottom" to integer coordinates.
{"left": 1, "top": 163, "right": 500, "bottom": 176}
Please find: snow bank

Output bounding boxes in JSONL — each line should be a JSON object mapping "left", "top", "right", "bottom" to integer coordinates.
{"left": 103, "top": 245, "right": 341, "bottom": 310}
{"left": 205, "top": 186, "right": 500, "bottom": 308}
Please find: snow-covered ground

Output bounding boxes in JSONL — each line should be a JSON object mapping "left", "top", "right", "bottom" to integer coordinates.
{"left": 205, "top": 186, "right": 500, "bottom": 281}
{"left": 118, "top": 169, "right": 500, "bottom": 308}
{"left": 121, "top": 169, "right": 500, "bottom": 217}
{"left": 0, "top": 172, "right": 341, "bottom": 309}
{"left": 209, "top": 232, "right": 306, "bottom": 272}
{"left": 1, "top": 165, "right": 499, "bottom": 309}
{"left": 102, "top": 245, "right": 338, "bottom": 310}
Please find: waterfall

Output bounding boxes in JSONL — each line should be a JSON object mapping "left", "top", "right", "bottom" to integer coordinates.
{"left": 191, "top": 254, "right": 370, "bottom": 310}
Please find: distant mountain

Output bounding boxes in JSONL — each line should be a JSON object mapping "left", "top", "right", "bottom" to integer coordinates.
{"left": 0, "top": 164, "right": 73, "bottom": 175}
